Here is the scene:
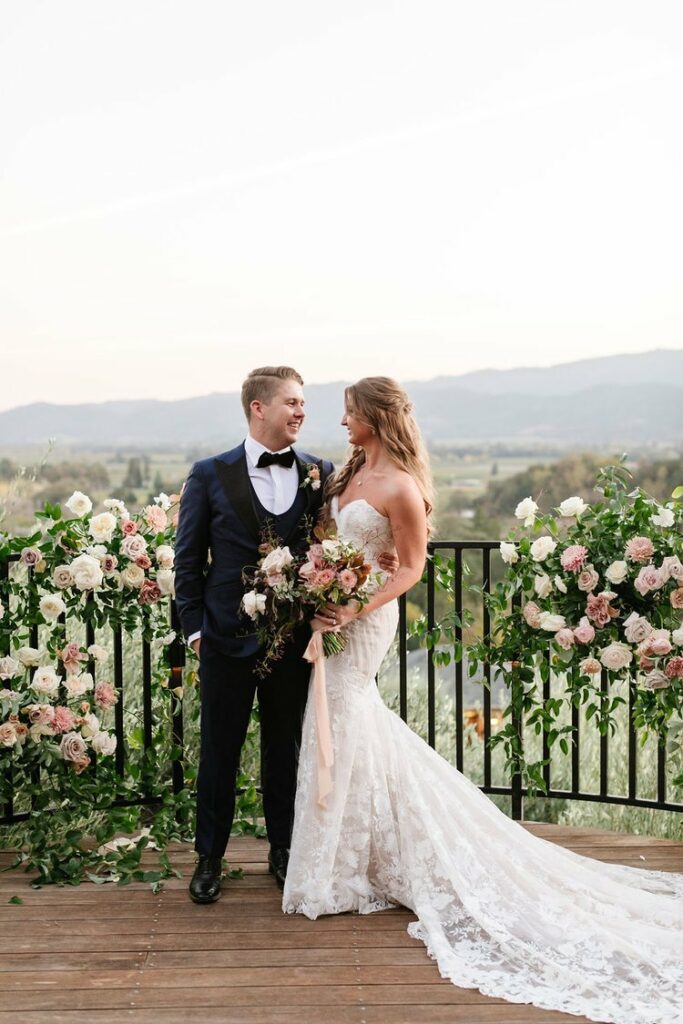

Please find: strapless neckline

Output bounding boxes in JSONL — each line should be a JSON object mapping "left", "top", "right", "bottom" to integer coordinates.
{"left": 333, "top": 496, "right": 389, "bottom": 522}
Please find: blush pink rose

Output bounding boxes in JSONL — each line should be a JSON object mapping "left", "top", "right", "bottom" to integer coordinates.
{"left": 670, "top": 587, "right": 683, "bottom": 609}
{"left": 560, "top": 545, "right": 589, "bottom": 572}
{"left": 580, "top": 657, "right": 602, "bottom": 675}
{"left": 298, "top": 561, "right": 316, "bottom": 580}
{"left": 311, "top": 568, "right": 336, "bottom": 589}
{"left": 522, "top": 601, "right": 542, "bottom": 628}
{"left": 625, "top": 536, "right": 654, "bottom": 563}
{"left": 577, "top": 565, "right": 599, "bottom": 592}
{"left": 665, "top": 656, "right": 683, "bottom": 679}
{"left": 121, "top": 519, "right": 138, "bottom": 535}
{"left": 573, "top": 617, "right": 596, "bottom": 644}
{"left": 634, "top": 565, "right": 664, "bottom": 596}
{"left": 623, "top": 612, "right": 653, "bottom": 645}
{"left": 585, "top": 593, "right": 616, "bottom": 628}
{"left": 640, "top": 629, "right": 673, "bottom": 657}
{"left": 94, "top": 682, "right": 119, "bottom": 710}
{"left": 144, "top": 505, "right": 168, "bottom": 532}
{"left": 555, "top": 628, "right": 576, "bottom": 650}
{"left": 338, "top": 569, "right": 358, "bottom": 594}
{"left": 60, "top": 642, "right": 85, "bottom": 673}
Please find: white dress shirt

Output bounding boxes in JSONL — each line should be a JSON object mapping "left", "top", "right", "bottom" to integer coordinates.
{"left": 188, "top": 435, "right": 299, "bottom": 647}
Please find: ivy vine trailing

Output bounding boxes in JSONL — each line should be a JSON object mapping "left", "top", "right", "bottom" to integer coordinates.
{"left": 0, "top": 490, "right": 262, "bottom": 889}
{"left": 465, "top": 463, "right": 683, "bottom": 794}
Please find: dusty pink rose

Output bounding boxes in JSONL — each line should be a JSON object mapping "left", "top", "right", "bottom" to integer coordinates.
{"left": 121, "top": 534, "right": 148, "bottom": 560}
{"left": 665, "top": 656, "right": 683, "bottom": 679}
{"left": 27, "top": 703, "right": 55, "bottom": 725}
{"left": 338, "top": 569, "right": 358, "bottom": 594}
{"left": 585, "top": 593, "right": 617, "bottom": 628}
{"left": 670, "top": 587, "right": 683, "bottom": 609}
{"left": 625, "top": 536, "right": 654, "bottom": 563}
{"left": 661, "top": 556, "right": 683, "bottom": 583}
{"left": 101, "top": 554, "right": 118, "bottom": 574}
{"left": 72, "top": 755, "right": 91, "bottom": 774}
{"left": 555, "top": 628, "right": 576, "bottom": 650}
{"left": 0, "top": 721, "right": 17, "bottom": 747}
{"left": 60, "top": 641, "right": 85, "bottom": 673}
{"left": 138, "top": 579, "right": 162, "bottom": 605}
{"left": 94, "top": 682, "right": 119, "bottom": 710}
{"left": 51, "top": 706, "right": 76, "bottom": 733}
{"left": 579, "top": 657, "right": 601, "bottom": 675}
{"left": 310, "top": 568, "right": 337, "bottom": 589}
{"left": 298, "top": 561, "right": 316, "bottom": 580}
{"left": 576, "top": 565, "right": 599, "bottom": 592}
{"left": 573, "top": 617, "right": 596, "bottom": 644}
{"left": 14, "top": 722, "right": 28, "bottom": 744}
{"left": 135, "top": 553, "right": 152, "bottom": 570}
{"left": 144, "top": 505, "right": 168, "bottom": 532}
{"left": 522, "top": 601, "right": 542, "bottom": 628}
{"left": 560, "top": 545, "right": 588, "bottom": 572}
{"left": 121, "top": 519, "right": 138, "bottom": 535}
{"left": 59, "top": 730, "right": 87, "bottom": 763}
{"left": 634, "top": 565, "right": 664, "bottom": 596}
{"left": 623, "top": 612, "right": 653, "bottom": 645}
{"left": 644, "top": 669, "right": 670, "bottom": 690}
{"left": 20, "top": 546, "right": 41, "bottom": 566}
{"left": 639, "top": 655, "right": 654, "bottom": 671}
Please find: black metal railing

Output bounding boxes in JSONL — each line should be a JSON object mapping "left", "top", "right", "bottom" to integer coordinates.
{"left": 1, "top": 542, "right": 681, "bottom": 825}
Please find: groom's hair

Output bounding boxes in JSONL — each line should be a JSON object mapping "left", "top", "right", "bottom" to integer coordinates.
{"left": 241, "top": 366, "right": 304, "bottom": 419}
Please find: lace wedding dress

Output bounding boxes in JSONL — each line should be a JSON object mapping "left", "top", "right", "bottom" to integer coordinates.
{"left": 283, "top": 497, "right": 683, "bottom": 1024}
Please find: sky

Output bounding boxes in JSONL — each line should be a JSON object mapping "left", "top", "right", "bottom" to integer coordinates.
{"left": 1, "top": 0, "right": 682, "bottom": 411}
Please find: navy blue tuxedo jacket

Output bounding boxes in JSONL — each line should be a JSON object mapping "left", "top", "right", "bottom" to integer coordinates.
{"left": 174, "top": 443, "right": 334, "bottom": 657}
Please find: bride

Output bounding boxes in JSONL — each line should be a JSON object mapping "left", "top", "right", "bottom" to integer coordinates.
{"left": 283, "top": 376, "right": 683, "bottom": 1024}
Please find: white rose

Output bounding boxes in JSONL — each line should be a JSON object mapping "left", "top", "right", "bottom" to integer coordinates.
{"left": 31, "top": 666, "right": 60, "bottom": 696}
{"left": 604, "top": 560, "right": 628, "bottom": 585}
{"left": 530, "top": 536, "right": 557, "bottom": 562}
{"left": 87, "top": 644, "right": 109, "bottom": 663}
{"left": 261, "top": 547, "right": 294, "bottom": 575}
{"left": 651, "top": 505, "right": 675, "bottom": 528}
{"left": 79, "top": 711, "right": 100, "bottom": 737}
{"left": 153, "top": 492, "right": 172, "bottom": 510}
{"left": 533, "top": 574, "right": 553, "bottom": 598}
{"left": 672, "top": 627, "right": 683, "bottom": 646}
{"left": 91, "top": 730, "right": 117, "bottom": 755}
{"left": 16, "top": 646, "right": 42, "bottom": 667}
{"left": 64, "top": 673, "right": 94, "bottom": 698}
{"left": 242, "top": 590, "right": 267, "bottom": 619}
{"left": 155, "top": 544, "right": 175, "bottom": 569}
{"left": 104, "top": 498, "right": 129, "bottom": 517}
{"left": 321, "top": 539, "right": 342, "bottom": 558}
{"left": 65, "top": 491, "right": 93, "bottom": 517}
{"left": 558, "top": 496, "right": 588, "bottom": 518}
{"left": 52, "top": 565, "right": 73, "bottom": 589}
{"left": 514, "top": 497, "right": 538, "bottom": 526}
{"left": 88, "top": 512, "right": 117, "bottom": 543}
{"left": 553, "top": 575, "right": 568, "bottom": 594}
{"left": 156, "top": 568, "right": 175, "bottom": 597}
{"left": 599, "top": 641, "right": 633, "bottom": 672}
{"left": 538, "top": 612, "right": 567, "bottom": 632}
{"left": 0, "top": 656, "right": 20, "bottom": 681}
{"left": 40, "top": 593, "right": 67, "bottom": 621}
{"left": 29, "top": 722, "right": 54, "bottom": 742}
{"left": 499, "top": 542, "right": 518, "bottom": 565}
{"left": 70, "top": 554, "right": 103, "bottom": 591}
{"left": 121, "top": 564, "right": 145, "bottom": 589}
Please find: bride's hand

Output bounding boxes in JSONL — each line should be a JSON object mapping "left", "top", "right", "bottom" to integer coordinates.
{"left": 377, "top": 549, "right": 399, "bottom": 575}
{"left": 321, "top": 600, "right": 361, "bottom": 628}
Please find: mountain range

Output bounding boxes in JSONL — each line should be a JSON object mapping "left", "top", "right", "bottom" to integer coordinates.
{"left": 1, "top": 349, "right": 681, "bottom": 449}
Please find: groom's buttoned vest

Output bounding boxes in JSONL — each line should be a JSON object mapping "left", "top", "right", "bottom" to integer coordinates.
{"left": 174, "top": 443, "right": 333, "bottom": 657}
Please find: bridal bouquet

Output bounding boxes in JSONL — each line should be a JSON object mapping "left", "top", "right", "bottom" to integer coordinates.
{"left": 240, "top": 523, "right": 377, "bottom": 675}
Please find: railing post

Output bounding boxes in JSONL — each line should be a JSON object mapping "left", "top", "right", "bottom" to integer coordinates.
{"left": 169, "top": 600, "right": 186, "bottom": 798}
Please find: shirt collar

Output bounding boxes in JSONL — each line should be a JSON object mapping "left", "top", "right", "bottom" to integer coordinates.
{"left": 245, "top": 434, "right": 294, "bottom": 468}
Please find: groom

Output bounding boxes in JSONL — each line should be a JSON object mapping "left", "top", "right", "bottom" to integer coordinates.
{"left": 175, "top": 366, "right": 334, "bottom": 903}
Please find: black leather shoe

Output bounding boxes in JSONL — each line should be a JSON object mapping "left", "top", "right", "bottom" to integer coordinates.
{"left": 189, "top": 855, "right": 223, "bottom": 904}
{"left": 268, "top": 846, "right": 289, "bottom": 889}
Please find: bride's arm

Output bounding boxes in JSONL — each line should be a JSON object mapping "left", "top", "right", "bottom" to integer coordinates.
{"left": 319, "top": 478, "right": 427, "bottom": 628}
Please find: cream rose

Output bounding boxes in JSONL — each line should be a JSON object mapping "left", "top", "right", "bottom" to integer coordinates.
{"left": 31, "top": 667, "right": 60, "bottom": 697}
{"left": 558, "top": 496, "right": 588, "bottom": 518}
{"left": 156, "top": 544, "right": 175, "bottom": 569}
{"left": 261, "top": 546, "right": 294, "bottom": 575}
{"left": 79, "top": 711, "right": 100, "bottom": 738}
{"left": 599, "top": 642, "right": 633, "bottom": 672}
{"left": 91, "top": 730, "right": 117, "bottom": 756}
{"left": 672, "top": 627, "right": 683, "bottom": 646}
{"left": 87, "top": 644, "right": 109, "bottom": 663}
{"left": 64, "top": 673, "right": 94, "bottom": 699}
{"left": 121, "top": 564, "right": 145, "bottom": 589}
{"left": 538, "top": 612, "right": 567, "bottom": 632}
{"left": 242, "top": 590, "right": 267, "bottom": 619}
{"left": 16, "top": 646, "right": 42, "bottom": 667}
{"left": 530, "top": 536, "right": 557, "bottom": 562}
{"left": 89, "top": 511, "right": 117, "bottom": 543}
{"left": 651, "top": 506, "right": 675, "bottom": 528}
{"left": 65, "top": 491, "right": 93, "bottom": 517}
{"left": 40, "top": 593, "right": 67, "bottom": 621}
{"left": 156, "top": 568, "right": 175, "bottom": 597}
{"left": 0, "top": 656, "right": 20, "bottom": 681}
{"left": 70, "top": 554, "right": 103, "bottom": 591}
{"left": 604, "top": 560, "right": 628, "bottom": 585}
{"left": 514, "top": 497, "right": 538, "bottom": 526}
{"left": 533, "top": 574, "right": 552, "bottom": 599}
{"left": 52, "top": 564, "right": 74, "bottom": 589}
{"left": 553, "top": 575, "right": 568, "bottom": 594}
{"left": 499, "top": 542, "right": 518, "bottom": 565}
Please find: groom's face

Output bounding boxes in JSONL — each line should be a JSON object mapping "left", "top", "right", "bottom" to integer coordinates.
{"left": 255, "top": 379, "right": 306, "bottom": 448}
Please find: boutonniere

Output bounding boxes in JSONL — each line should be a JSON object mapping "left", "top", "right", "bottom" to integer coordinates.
{"left": 300, "top": 463, "right": 321, "bottom": 492}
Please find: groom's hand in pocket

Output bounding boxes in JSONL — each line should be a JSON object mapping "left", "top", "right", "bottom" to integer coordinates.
{"left": 191, "top": 638, "right": 201, "bottom": 658}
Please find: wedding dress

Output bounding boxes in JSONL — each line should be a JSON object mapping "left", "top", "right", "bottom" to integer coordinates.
{"left": 283, "top": 496, "right": 683, "bottom": 1024}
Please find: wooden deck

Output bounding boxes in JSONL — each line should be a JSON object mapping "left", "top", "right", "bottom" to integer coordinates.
{"left": 1, "top": 823, "right": 682, "bottom": 1024}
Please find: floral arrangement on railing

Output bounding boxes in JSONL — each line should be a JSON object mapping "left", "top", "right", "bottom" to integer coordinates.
{"left": 468, "top": 464, "right": 683, "bottom": 793}
{"left": 0, "top": 490, "right": 194, "bottom": 887}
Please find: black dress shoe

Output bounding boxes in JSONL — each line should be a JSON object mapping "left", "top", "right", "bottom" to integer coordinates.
{"left": 268, "top": 846, "right": 289, "bottom": 889}
{"left": 189, "top": 855, "right": 223, "bottom": 904}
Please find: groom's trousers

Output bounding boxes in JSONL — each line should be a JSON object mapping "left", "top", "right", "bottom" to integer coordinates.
{"left": 195, "top": 636, "right": 311, "bottom": 857}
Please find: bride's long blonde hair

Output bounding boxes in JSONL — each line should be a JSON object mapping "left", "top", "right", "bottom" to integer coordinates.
{"left": 325, "top": 377, "right": 434, "bottom": 533}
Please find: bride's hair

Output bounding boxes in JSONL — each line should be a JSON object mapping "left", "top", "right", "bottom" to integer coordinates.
{"left": 325, "top": 377, "right": 434, "bottom": 531}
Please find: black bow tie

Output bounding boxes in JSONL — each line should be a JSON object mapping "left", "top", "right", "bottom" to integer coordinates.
{"left": 256, "top": 449, "right": 296, "bottom": 469}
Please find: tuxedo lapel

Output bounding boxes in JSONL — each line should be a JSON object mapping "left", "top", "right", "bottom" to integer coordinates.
{"left": 214, "top": 449, "right": 261, "bottom": 542}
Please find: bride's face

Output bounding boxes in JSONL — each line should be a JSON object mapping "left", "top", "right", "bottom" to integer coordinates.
{"left": 341, "top": 404, "right": 373, "bottom": 447}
